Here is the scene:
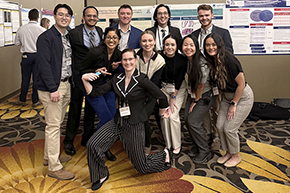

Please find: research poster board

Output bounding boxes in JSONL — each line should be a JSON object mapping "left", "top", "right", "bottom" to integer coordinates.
{"left": 225, "top": 0, "right": 290, "bottom": 54}
{"left": 42, "top": 9, "right": 54, "bottom": 29}
{"left": 0, "top": 1, "right": 19, "bottom": 46}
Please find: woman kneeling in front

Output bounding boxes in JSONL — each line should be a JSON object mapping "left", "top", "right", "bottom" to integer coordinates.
{"left": 82, "top": 48, "right": 171, "bottom": 191}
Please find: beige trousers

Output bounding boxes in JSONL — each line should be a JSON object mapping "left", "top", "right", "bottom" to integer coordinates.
{"left": 38, "top": 81, "right": 70, "bottom": 171}
{"left": 161, "top": 81, "right": 187, "bottom": 150}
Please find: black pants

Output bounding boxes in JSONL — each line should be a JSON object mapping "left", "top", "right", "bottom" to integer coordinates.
{"left": 64, "top": 83, "right": 95, "bottom": 145}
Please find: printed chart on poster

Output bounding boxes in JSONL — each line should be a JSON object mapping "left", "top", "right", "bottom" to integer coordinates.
{"left": 225, "top": 0, "right": 290, "bottom": 54}
{"left": 0, "top": 1, "right": 19, "bottom": 47}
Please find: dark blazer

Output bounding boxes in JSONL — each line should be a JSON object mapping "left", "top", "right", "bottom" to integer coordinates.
{"left": 192, "top": 25, "right": 233, "bottom": 53}
{"left": 80, "top": 44, "right": 122, "bottom": 92}
{"left": 146, "top": 25, "right": 182, "bottom": 48}
{"left": 69, "top": 24, "right": 103, "bottom": 90}
{"left": 111, "top": 24, "right": 142, "bottom": 49}
{"left": 89, "top": 69, "right": 169, "bottom": 124}
{"left": 36, "top": 25, "right": 66, "bottom": 93}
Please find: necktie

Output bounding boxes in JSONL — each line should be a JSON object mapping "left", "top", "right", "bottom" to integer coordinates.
{"left": 89, "top": 31, "right": 96, "bottom": 48}
{"left": 161, "top": 29, "right": 165, "bottom": 38}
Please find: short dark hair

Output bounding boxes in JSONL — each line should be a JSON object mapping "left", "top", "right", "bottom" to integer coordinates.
{"left": 197, "top": 4, "right": 213, "bottom": 14}
{"left": 54, "top": 4, "right": 73, "bottom": 16}
{"left": 153, "top": 4, "right": 171, "bottom": 27}
{"left": 118, "top": 4, "right": 132, "bottom": 13}
{"left": 83, "top": 6, "right": 98, "bottom": 17}
{"left": 104, "top": 27, "right": 121, "bottom": 40}
{"left": 28, "top": 9, "right": 39, "bottom": 20}
{"left": 121, "top": 48, "right": 137, "bottom": 59}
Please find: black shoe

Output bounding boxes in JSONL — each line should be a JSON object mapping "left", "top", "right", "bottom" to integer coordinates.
{"left": 91, "top": 173, "right": 109, "bottom": 191}
{"left": 188, "top": 146, "right": 199, "bottom": 158}
{"left": 164, "top": 148, "right": 172, "bottom": 170}
{"left": 105, "top": 150, "right": 116, "bottom": 161}
{"left": 192, "top": 152, "right": 212, "bottom": 164}
{"left": 173, "top": 146, "right": 182, "bottom": 158}
{"left": 64, "top": 143, "right": 76, "bottom": 156}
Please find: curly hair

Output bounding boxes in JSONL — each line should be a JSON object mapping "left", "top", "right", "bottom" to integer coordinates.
{"left": 204, "top": 33, "right": 227, "bottom": 90}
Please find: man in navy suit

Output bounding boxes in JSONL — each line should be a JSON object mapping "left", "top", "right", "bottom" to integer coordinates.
{"left": 111, "top": 4, "right": 142, "bottom": 50}
{"left": 146, "top": 4, "right": 182, "bottom": 51}
{"left": 192, "top": 4, "right": 233, "bottom": 53}
{"left": 63, "top": 6, "right": 102, "bottom": 155}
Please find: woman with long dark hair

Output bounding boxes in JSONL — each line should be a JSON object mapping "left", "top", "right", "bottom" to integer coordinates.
{"left": 80, "top": 27, "right": 122, "bottom": 160}
{"left": 204, "top": 33, "right": 254, "bottom": 167}
{"left": 182, "top": 34, "right": 217, "bottom": 163}
{"left": 160, "top": 34, "right": 187, "bottom": 157}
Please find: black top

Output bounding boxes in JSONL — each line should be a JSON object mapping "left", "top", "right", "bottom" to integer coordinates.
{"left": 222, "top": 53, "right": 244, "bottom": 92}
{"left": 80, "top": 44, "right": 122, "bottom": 92}
{"left": 89, "top": 69, "right": 169, "bottom": 124}
{"left": 160, "top": 52, "right": 187, "bottom": 90}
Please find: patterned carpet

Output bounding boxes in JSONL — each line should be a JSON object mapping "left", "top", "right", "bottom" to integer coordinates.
{"left": 0, "top": 92, "right": 290, "bottom": 192}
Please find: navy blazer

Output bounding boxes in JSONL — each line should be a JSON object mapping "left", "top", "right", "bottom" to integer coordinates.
{"left": 192, "top": 25, "right": 233, "bottom": 53}
{"left": 69, "top": 24, "right": 103, "bottom": 90}
{"left": 89, "top": 69, "right": 168, "bottom": 124}
{"left": 111, "top": 24, "right": 142, "bottom": 49}
{"left": 146, "top": 25, "right": 182, "bottom": 48}
{"left": 36, "top": 26, "right": 67, "bottom": 93}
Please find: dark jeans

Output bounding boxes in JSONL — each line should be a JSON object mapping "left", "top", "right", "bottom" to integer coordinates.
{"left": 64, "top": 84, "right": 95, "bottom": 145}
{"left": 20, "top": 53, "right": 38, "bottom": 103}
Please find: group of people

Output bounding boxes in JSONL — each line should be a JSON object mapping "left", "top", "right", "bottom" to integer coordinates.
{"left": 14, "top": 3, "right": 254, "bottom": 191}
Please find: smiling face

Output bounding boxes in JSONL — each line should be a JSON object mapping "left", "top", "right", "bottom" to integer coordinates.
{"left": 197, "top": 9, "right": 214, "bottom": 29}
{"left": 140, "top": 33, "right": 155, "bottom": 52}
{"left": 164, "top": 37, "right": 177, "bottom": 57}
{"left": 122, "top": 51, "right": 136, "bottom": 73}
{"left": 182, "top": 37, "right": 196, "bottom": 59}
{"left": 205, "top": 37, "right": 218, "bottom": 57}
{"left": 105, "top": 31, "right": 120, "bottom": 51}
{"left": 118, "top": 8, "right": 132, "bottom": 26}
{"left": 83, "top": 8, "right": 98, "bottom": 29}
{"left": 155, "top": 6, "right": 169, "bottom": 28}
{"left": 54, "top": 7, "right": 72, "bottom": 31}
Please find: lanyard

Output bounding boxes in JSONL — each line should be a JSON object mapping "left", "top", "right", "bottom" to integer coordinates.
{"left": 139, "top": 51, "right": 154, "bottom": 76}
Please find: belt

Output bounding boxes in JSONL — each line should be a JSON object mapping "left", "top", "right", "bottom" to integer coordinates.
{"left": 23, "top": 52, "right": 36, "bottom": 55}
{"left": 61, "top": 77, "right": 70, "bottom": 82}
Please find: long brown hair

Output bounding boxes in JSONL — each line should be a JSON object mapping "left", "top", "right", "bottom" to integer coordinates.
{"left": 204, "top": 33, "right": 227, "bottom": 90}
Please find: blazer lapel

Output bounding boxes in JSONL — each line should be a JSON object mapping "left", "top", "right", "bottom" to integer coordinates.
{"left": 116, "top": 70, "right": 140, "bottom": 97}
{"left": 116, "top": 73, "right": 126, "bottom": 97}
{"left": 78, "top": 24, "right": 85, "bottom": 46}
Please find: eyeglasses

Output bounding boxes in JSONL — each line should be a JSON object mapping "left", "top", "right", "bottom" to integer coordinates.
{"left": 122, "top": 58, "right": 135, "bottom": 62}
{"left": 105, "top": 36, "right": 119, "bottom": 41}
{"left": 57, "top": 12, "right": 71, "bottom": 18}
{"left": 157, "top": 12, "right": 168, "bottom": 16}
{"left": 85, "top": 15, "right": 98, "bottom": 18}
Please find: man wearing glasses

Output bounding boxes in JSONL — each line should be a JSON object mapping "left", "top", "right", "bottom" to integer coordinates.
{"left": 111, "top": 4, "right": 142, "bottom": 51}
{"left": 36, "top": 4, "right": 74, "bottom": 180}
{"left": 63, "top": 6, "right": 105, "bottom": 158}
{"left": 146, "top": 4, "right": 182, "bottom": 51}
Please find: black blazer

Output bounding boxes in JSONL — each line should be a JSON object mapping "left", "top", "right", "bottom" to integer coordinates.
{"left": 192, "top": 25, "right": 233, "bottom": 53}
{"left": 80, "top": 44, "right": 122, "bottom": 92}
{"left": 69, "top": 24, "right": 103, "bottom": 90}
{"left": 89, "top": 69, "right": 169, "bottom": 124}
{"left": 36, "top": 26, "right": 65, "bottom": 93}
{"left": 146, "top": 26, "right": 182, "bottom": 48}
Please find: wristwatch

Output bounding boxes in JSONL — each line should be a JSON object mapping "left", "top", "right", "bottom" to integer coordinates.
{"left": 230, "top": 100, "right": 237, "bottom": 106}
{"left": 171, "top": 95, "right": 176, "bottom": 99}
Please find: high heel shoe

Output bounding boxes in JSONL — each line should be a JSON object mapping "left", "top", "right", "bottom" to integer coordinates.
{"left": 164, "top": 148, "right": 172, "bottom": 170}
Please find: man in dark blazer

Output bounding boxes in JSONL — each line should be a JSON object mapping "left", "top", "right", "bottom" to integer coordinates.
{"left": 63, "top": 6, "right": 103, "bottom": 156}
{"left": 36, "top": 3, "right": 74, "bottom": 180}
{"left": 111, "top": 4, "right": 142, "bottom": 50}
{"left": 192, "top": 4, "right": 233, "bottom": 53}
{"left": 146, "top": 4, "right": 182, "bottom": 51}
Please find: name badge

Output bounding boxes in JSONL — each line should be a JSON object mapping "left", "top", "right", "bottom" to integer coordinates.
{"left": 119, "top": 106, "right": 131, "bottom": 117}
{"left": 212, "top": 86, "right": 219, "bottom": 96}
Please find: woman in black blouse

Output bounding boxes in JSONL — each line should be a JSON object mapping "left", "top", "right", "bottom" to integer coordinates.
{"left": 82, "top": 48, "right": 171, "bottom": 191}
{"left": 204, "top": 33, "right": 254, "bottom": 167}
{"left": 160, "top": 35, "right": 187, "bottom": 157}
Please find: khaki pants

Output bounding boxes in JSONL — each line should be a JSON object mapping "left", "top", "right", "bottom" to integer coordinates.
{"left": 38, "top": 81, "right": 70, "bottom": 171}
{"left": 161, "top": 81, "right": 187, "bottom": 150}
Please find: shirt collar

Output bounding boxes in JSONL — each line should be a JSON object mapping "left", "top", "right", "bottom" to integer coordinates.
{"left": 201, "top": 24, "right": 213, "bottom": 34}
{"left": 158, "top": 25, "right": 169, "bottom": 32}
{"left": 118, "top": 24, "right": 131, "bottom": 33}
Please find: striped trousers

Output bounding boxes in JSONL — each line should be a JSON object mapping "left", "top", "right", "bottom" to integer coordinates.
{"left": 87, "top": 119, "right": 167, "bottom": 184}
{"left": 217, "top": 84, "right": 254, "bottom": 154}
